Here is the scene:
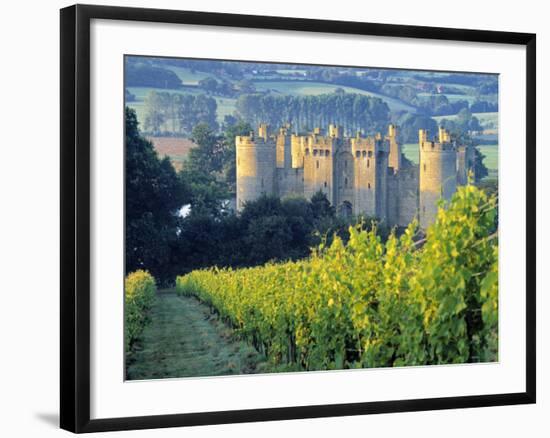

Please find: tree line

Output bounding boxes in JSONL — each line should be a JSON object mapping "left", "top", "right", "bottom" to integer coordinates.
{"left": 235, "top": 93, "right": 391, "bottom": 135}
{"left": 126, "top": 61, "right": 182, "bottom": 89}
{"left": 143, "top": 91, "right": 218, "bottom": 135}
{"left": 141, "top": 90, "right": 393, "bottom": 137}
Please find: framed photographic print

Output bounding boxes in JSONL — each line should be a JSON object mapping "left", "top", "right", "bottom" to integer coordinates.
{"left": 60, "top": 4, "right": 536, "bottom": 433}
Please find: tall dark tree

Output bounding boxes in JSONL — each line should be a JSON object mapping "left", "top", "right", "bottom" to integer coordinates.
{"left": 125, "top": 107, "right": 187, "bottom": 282}
{"left": 395, "top": 113, "right": 438, "bottom": 144}
{"left": 188, "top": 123, "right": 226, "bottom": 174}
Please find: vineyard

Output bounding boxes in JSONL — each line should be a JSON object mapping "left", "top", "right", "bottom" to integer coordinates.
{"left": 176, "top": 184, "right": 498, "bottom": 371}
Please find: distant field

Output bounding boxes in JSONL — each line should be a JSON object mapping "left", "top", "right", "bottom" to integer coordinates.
{"left": 477, "top": 145, "right": 498, "bottom": 180}
{"left": 473, "top": 112, "right": 499, "bottom": 130}
{"left": 216, "top": 97, "right": 238, "bottom": 121}
{"left": 147, "top": 137, "right": 196, "bottom": 171}
{"left": 127, "top": 79, "right": 418, "bottom": 128}
{"left": 402, "top": 144, "right": 420, "bottom": 164}
{"left": 276, "top": 69, "right": 307, "bottom": 75}
{"left": 127, "top": 86, "right": 200, "bottom": 100}
{"left": 164, "top": 66, "right": 217, "bottom": 85}
{"left": 127, "top": 86, "right": 236, "bottom": 126}
{"left": 402, "top": 143, "right": 498, "bottom": 181}
{"left": 252, "top": 81, "right": 417, "bottom": 113}
{"left": 418, "top": 92, "right": 477, "bottom": 104}
{"left": 432, "top": 112, "right": 499, "bottom": 131}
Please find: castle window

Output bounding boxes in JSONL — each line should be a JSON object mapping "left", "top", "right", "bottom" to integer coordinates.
{"left": 344, "top": 177, "right": 348, "bottom": 187}
{"left": 324, "top": 181, "right": 327, "bottom": 188}
{"left": 313, "top": 149, "right": 318, "bottom": 156}
{"left": 423, "top": 163, "right": 427, "bottom": 172}
{"left": 367, "top": 159, "right": 370, "bottom": 168}
{"left": 316, "top": 160, "right": 320, "bottom": 169}
{"left": 356, "top": 151, "right": 360, "bottom": 158}
{"left": 368, "top": 151, "right": 373, "bottom": 158}
{"left": 325, "top": 150, "right": 330, "bottom": 157}
{"left": 305, "top": 148, "right": 310, "bottom": 156}
{"left": 368, "top": 183, "right": 371, "bottom": 189}
{"left": 362, "top": 151, "right": 367, "bottom": 157}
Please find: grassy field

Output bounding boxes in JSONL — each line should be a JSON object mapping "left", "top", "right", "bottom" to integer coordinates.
{"left": 127, "top": 86, "right": 237, "bottom": 126}
{"left": 127, "top": 79, "right": 416, "bottom": 128}
{"left": 253, "top": 80, "right": 416, "bottom": 113}
{"left": 402, "top": 143, "right": 420, "bottom": 164}
{"left": 126, "top": 290, "right": 267, "bottom": 380}
{"left": 417, "top": 92, "right": 477, "bottom": 103}
{"left": 477, "top": 144, "right": 499, "bottom": 180}
{"left": 402, "top": 143, "right": 498, "bottom": 181}
{"left": 127, "top": 86, "right": 200, "bottom": 100}
{"left": 275, "top": 69, "right": 308, "bottom": 75}
{"left": 432, "top": 112, "right": 499, "bottom": 130}
{"left": 164, "top": 66, "right": 218, "bottom": 85}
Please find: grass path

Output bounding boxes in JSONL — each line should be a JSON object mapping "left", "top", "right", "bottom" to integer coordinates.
{"left": 126, "top": 289, "right": 266, "bottom": 380}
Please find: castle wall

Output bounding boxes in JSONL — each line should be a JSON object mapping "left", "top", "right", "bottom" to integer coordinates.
{"left": 303, "top": 137, "right": 335, "bottom": 203}
{"left": 351, "top": 137, "right": 378, "bottom": 218}
{"left": 388, "top": 165, "right": 419, "bottom": 227}
{"left": 236, "top": 136, "right": 276, "bottom": 211}
{"left": 419, "top": 133, "right": 457, "bottom": 228}
{"left": 291, "top": 135, "right": 305, "bottom": 168}
{"left": 276, "top": 128, "right": 292, "bottom": 169}
{"left": 334, "top": 150, "right": 355, "bottom": 214}
{"left": 375, "top": 149, "right": 389, "bottom": 223}
{"left": 387, "top": 174, "right": 399, "bottom": 226}
{"left": 277, "top": 167, "right": 304, "bottom": 199}
{"left": 387, "top": 124, "right": 402, "bottom": 172}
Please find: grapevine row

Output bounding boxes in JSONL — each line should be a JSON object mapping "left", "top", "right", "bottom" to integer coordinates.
{"left": 176, "top": 185, "right": 498, "bottom": 370}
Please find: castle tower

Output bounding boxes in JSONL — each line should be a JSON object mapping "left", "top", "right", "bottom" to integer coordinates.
{"left": 303, "top": 133, "right": 335, "bottom": 203}
{"left": 276, "top": 125, "right": 292, "bottom": 169}
{"left": 419, "top": 128, "right": 457, "bottom": 228}
{"left": 351, "top": 134, "right": 388, "bottom": 221}
{"left": 258, "top": 123, "right": 269, "bottom": 141}
{"left": 438, "top": 126, "right": 451, "bottom": 143}
{"left": 328, "top": 124, "right": 343, "bottom": 139}
{"left": 290, "top": 134, "right": 306, "bottom": 168}
{"left": 236, "top": 128, "right": 276, "bottom": 211}
{"left": 387, "top": 124, "right": 402, "bottom": 172}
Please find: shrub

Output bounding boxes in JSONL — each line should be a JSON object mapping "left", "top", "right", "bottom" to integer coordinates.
{"left": 125, "top": 270, "right": 156, "bottom": 352}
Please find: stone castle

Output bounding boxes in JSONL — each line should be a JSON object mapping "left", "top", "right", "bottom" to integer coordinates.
{"left": 236, "top": 123, "right": 476, "bottom": 228}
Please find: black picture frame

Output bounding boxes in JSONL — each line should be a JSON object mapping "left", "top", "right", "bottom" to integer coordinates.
{"left": 60, "top": 4, "right": 536, "bottom": 433}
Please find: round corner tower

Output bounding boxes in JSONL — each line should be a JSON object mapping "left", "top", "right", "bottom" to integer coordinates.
{"left": 419, "top": 128, "right": 457, "bottom": 228}
{"left": 236, "top": 130, "right": 277, "bottom": 211}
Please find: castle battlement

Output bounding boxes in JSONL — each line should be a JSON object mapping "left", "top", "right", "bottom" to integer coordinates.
{"left": 236, "top": 123, "right": 475, "bottom": 228}
{"left": 420, "top": 141, "right": 456, "bottom": 152}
